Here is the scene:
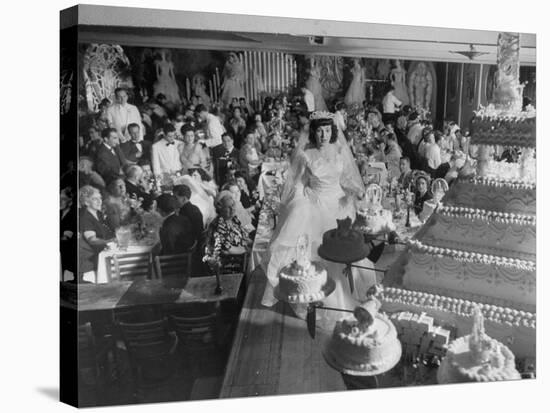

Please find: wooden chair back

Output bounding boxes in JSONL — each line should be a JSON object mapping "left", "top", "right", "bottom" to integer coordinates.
{"left": 168, "top": 304, "right": 219, "bottom": 352}
{"left": 106, "top": 252, "right": 153, "bottom": 282}
{"left": 117, "top": 319, "right": 175, "bottom": 361}
{"left": 154, "top": 241, "right": 196, "bottom": 281}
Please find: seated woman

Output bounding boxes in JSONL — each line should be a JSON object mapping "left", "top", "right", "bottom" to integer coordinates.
{"left": 204, "top": 191, "right": 252, "bottom": 269}
{"left": 227, "top": 106, "right": 247, "bottom": 147}
{"left": 413, "top": 174, "right": 433, "bottom": 216}
{"left": 78, "top": 156, "right": 105, "bottom": 190}
{"left": 179, "top": 124, "right": 212, "bottom": 174}
{"left": 221, "top": 180, "right": 255, "bottom": 234}
{"left": 239, "top": 131, "right": 263, "bottom": 178}
{"left": 78, "top": 185, "right": 114, "bottom": 282}
{"left": 103, "top": 177, "right": 132, "bottom": 231}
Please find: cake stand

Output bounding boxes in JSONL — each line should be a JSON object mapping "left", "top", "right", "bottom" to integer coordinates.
{"left": 318, "top": 245, "right": 386, "bottom": 294}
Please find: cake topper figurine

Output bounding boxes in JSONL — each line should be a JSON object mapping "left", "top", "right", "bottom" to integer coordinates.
{"left": 468, "top": 305, "right": 495, "bottom": 364}
{"left": 295, "top": 234, "right": 310, "bottom": 267}
{"left": 353, "top": 284, "right": 384, "bottom": 333}
{"left": 365, "top": 183, "right": 383, "bottom": 206}
{"left": 336, "top": 217, "right": 353, "bottom": 237}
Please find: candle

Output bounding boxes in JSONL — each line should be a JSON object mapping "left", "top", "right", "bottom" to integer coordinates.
{"left": 209, "top": 80, "right": 214, "bottom": 102}
{"left": 215, "top": 67, "right": 220, "bottom": 90}
{"left": 186, "top": 78, "right": 191, "bottom": 100}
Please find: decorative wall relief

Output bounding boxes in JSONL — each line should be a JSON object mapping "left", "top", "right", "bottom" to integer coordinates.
{"left": 408, "top": 61, "right": 437, "bottom": 115}
{"left": 82, "top": 44, "right": 134, "bottom": 112}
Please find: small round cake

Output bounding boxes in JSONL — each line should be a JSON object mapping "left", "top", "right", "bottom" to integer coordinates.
{"left": 319, "top": 217, "right": 369, "bottom": 263}
{"left": 437, "top": 334, "right": 521, "bottom": 383}
{"left": 354, "top": 207, "right": 396, "bottom": 235}
{"left": 278, "top": 259, "right": 328, "bottom": 302}
{"left": 324, "top": 313, "right": 402, "bottom": 375}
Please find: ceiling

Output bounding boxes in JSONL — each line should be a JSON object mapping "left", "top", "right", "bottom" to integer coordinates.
{"left": 68, "top": 5, "right": 536, "bottom": 66}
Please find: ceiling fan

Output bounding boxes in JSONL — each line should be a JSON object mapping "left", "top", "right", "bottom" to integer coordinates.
{"left": 450, "top": 44, "right": 489, "bottom": 60}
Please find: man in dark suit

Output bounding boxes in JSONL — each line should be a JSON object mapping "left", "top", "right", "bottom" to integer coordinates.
{"left": 173, "top": 184, "right": 204, "bottom": 245}
{"left": 211, "top": 132, "right": 239, "bottom": 185}
{"left": 95, "top": 127, "right": 127, "bottom": 183}
{"left": 124, "top": 165, "right": 154, "bottom": 210}
{"left": 120, "top": 123, "right": 152, "bottom": 165}
{"left": 156, "top": 194, "right": 195, "bottom": 255}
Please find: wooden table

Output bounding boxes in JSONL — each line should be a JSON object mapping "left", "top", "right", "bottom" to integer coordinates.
{"left": 61, "top": 274, "right": 244, "bottom": 312}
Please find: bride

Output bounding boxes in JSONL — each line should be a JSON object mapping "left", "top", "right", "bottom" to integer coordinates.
{"left": 262, "top": 111, "right": 376, "bottom": 329}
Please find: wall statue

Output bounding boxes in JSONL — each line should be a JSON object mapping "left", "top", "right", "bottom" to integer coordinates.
{"left": 408, "top": 61, "right": 434, "bottom": 112}
{"left": 390, "top": 60, "right": 409, "bottom": 106}
{"left": 305, "top": 57, "right": 328, "bottom": 111}
{"left": 220, "top": 52, "right": 245, "bottom": 107}
{"left": 344, "top": 58, "right": 366, "bottom": 107}
{"left": 153, "top": 48, "right": 181, "bottom": 104}
{"left": 191, "top": 74, "right": 211, "bottom": 107}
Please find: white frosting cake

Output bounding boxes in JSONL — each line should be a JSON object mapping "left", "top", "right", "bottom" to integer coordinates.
{"left": 443, "top": 179, "right": 536, "bottom": 216}
{"left": 400, "top": 240, "right": 535, "bottom": 312}
{"left": 278, "top": 259, "right": 328, "bottom": 302}
{"left": 354, "top": 207, "right": 396, "bottom": 235}
{"left": 382, "top": 287, "right": 536, "bottom": 359}
{"left": 324, "top": 313, "right": 401, "bottom": 374}
{"left": 418, "top": 208, "right": 535, "bottom": 261}
{"left": 437, "top": 306, "right": 521, "bottom": 383}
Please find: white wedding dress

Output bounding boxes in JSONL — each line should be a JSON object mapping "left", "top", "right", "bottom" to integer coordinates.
{"left": 262, "top": 138, "right": 376, "bottom": 330}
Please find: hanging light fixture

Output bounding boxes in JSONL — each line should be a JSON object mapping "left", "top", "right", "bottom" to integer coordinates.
{"left": 450, "top": 44, "right": 489, "bottom": 60}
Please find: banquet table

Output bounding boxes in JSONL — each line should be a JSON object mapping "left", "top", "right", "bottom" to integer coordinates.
{"left": 85, "top": 242, "right": 159, "bottom": 284}
{"left": 61, "top": 273, "right": 244, "bottom": 312}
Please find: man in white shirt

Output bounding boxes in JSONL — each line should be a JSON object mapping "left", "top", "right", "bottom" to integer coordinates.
{"left": 151, "top": 124, "right": 183, "bottom": 176}
{"left": 195, "top": 104, "right": 225, "bottom": 148}
{"left": 301, "top": 86, "right": 315, "bottom": 113}
{"left": 382, "top": 86, "right": 402, "bottom": 125}
{"left": 106, "top": 88, "right": 144, "bottom": 143}
{"left": 424, "top": 131, "right": 441, "bottom": 171}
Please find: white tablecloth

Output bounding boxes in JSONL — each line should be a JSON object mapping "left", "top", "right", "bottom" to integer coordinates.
{"left": 83, "top": 244, "right": 157, "bottom": 284}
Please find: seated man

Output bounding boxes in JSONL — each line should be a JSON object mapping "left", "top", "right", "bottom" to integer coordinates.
{"left": 151, "top": 123, "right": 183, "bottom": 176}
{"left": 397, "top": 156, "right": 414, "bottom": 191}
{"left": 173, "top": 184, "right": 204, "bottom": 245}
{"left": 95, "top": 127, "right": 127, "bottom": 183}
{"left": 211, "top": 132, "right": 239, "bottom": 185}
{"left": 124, "top": 165, "right": 154, "bottom": 210}
{"left": 120, "top": 123, "right": 151, "bottom": 164}
{"left": 156, "top": 193, "right": 195, "bottom": 255}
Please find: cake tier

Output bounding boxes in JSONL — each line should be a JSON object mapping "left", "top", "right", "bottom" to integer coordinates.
{"left": 416, "top": 209, "right": 535, "bottom": 261}
{"left": 353, "top": 208, "right": 396, "bottom": 235}
{"left": 381, "top": 287, "right": 535, "bottom": 359}
{"left": 442, "top": 179, "right": 536, "bottom": 216}
{"left": 469, "top": 116, "right": 536, "bottom": 148}
{"left": 437, "top": 335, "right": 521, "bottom": 383}
{"left": 279, "top": 261, "right": 328, "bottom": 302}
{"left": 400, "top": 246, "right": 535, "bottom": 313}
{"left": 319, "top": 228, "right": 369, "bottom": 263}
{"left": 325, "top": 314, "right": 401, "bottom": 374}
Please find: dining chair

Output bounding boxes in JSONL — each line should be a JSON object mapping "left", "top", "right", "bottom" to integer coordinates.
{"left": 154, "top": 241, "right": 197, "bottom": 281}
{"left": 77, "top": 322, "right": 116, "bottom": 405}
{"left": 106, "top": 252, "right": 153, "bottom": 282}
{"left": 167, "top": 303, "right": 221, "bottom": 374}
{"left": 117, "top": 318, "right": 178, "bottom": 400}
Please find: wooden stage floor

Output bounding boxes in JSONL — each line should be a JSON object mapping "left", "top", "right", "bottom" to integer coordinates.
{"left": 220, "top": 250, "right": 401, "bottom": 398}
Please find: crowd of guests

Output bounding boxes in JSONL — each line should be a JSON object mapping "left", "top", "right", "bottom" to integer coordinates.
{"left": 61, "top": 83, "right": 520, "bottom": 283}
